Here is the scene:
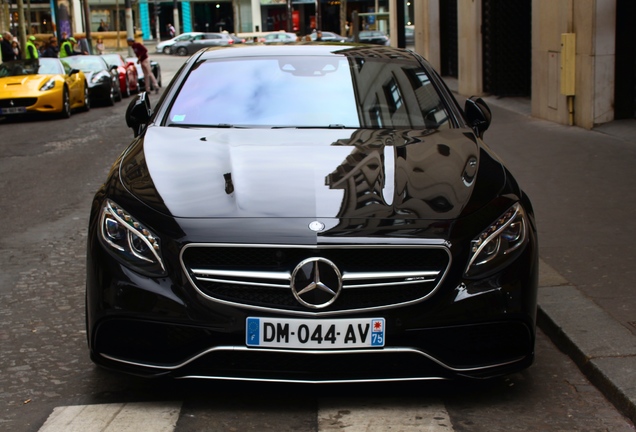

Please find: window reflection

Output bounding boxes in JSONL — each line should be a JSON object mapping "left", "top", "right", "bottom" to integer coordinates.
{"left": 166, "top": 49, "right": 450, "bottom": 130}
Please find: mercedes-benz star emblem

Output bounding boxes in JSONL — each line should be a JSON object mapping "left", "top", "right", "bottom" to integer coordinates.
{"left": 291, "top": 257, "right": 342, "bottom": 309}
{"left": 308, "top": 221, "right": 325, "bottom": 232}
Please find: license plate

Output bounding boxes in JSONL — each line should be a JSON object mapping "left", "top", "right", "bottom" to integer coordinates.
{"left": 246, "top": 317, "right": 385, "bottom": 349}
{"left": 1, "top": 106, "right": 26, "bottom": 115}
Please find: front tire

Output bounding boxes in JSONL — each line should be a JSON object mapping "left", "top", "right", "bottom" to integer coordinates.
{"left": 163, "top": 46, "right": 171, "bottom": 54}
{"left": 106, "top": 85, "right": 115, "bottom": 106}
{"left": 82, "top": 83, "right": 91, "bottom": 112}
{"left": 60, "top": 87, "right": 71, "bottom": 118}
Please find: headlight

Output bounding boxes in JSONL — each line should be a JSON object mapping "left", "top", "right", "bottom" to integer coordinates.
{"left": 465, "top": 203, "right": 528, "bottom": 277}
{"left": 99, "top": 200, "right": 166, "bottom": 276}
{"left": 91, "top": 72, "right": 109, "bottom": 84}
{"left": 39, "top": 78, "right": 55, "bottom": 91}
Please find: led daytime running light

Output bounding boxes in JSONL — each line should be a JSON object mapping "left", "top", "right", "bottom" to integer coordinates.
{"left": 467, "top": 203, "right": 524, "bottom": 270}
{"left": 103, "top": 200, "right": 164, "bottom": 270}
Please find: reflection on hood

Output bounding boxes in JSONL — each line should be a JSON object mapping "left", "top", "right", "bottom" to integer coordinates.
{"left": 120, "top": 126, "right": 503, "bottom": 220}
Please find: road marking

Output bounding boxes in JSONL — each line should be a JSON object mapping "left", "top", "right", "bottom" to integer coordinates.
{"left": 318, "top": 398, "right": 454, "bottom": 431}
{"left": 37, "top": 402, "right": 182, "bottom": 432}
{"left": 38, "top": 399, "right": 454, "bottom": 431}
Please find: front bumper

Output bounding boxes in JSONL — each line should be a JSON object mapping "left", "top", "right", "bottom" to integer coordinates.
{"left": 86, "top": 216, "right": 538, "bottom": 382}
{"left": 88, "top": 81, "right": 113, "bottom": 101}
{"left": 0, "top": 89, "right": 64, "bottom": 114}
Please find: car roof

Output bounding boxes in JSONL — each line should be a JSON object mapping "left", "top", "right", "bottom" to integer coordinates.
{"left": 195, "top": 44, "right": 417, "bottom": 61}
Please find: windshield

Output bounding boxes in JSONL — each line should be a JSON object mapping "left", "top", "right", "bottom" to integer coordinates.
{"left": 0, "top": 59, "right": 63, "bottom": 77}
{"left": 64, "top": 56, "right": 106, "bottom": 72}
{"left": 166, "top": 55, "right": 450, "bottom": 129}
{"left": 101, "top": 54, "right": 124, "bottom": 68}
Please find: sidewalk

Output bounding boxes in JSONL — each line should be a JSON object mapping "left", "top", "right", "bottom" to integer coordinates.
{"left": 446, "top": 77, "right": 636, "bottom": 424}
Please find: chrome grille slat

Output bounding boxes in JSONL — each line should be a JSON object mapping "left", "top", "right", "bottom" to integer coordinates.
{"left": 181, "top": 243, "right": 451, "bottom": 316}
{"left": 342, "top": 279, "right": 437, "bottom": 289}
{"left": 194, "top": 277, "right": 290, "bottom": 289}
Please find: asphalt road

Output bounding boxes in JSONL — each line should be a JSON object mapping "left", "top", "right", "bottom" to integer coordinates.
{"left": 0, "top": 52, "right": 633, "bottom": 432}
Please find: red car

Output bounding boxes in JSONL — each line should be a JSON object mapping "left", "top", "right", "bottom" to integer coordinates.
{"left": 100, "top": 54, "right": 139, "bottom": 98}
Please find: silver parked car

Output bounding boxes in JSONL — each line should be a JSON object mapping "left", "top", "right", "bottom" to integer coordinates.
{"left": 155, "top": 32, "right": 203, "bottom": 54}
{"left": 170, "top": 32, "right": 237, "bottom": 56}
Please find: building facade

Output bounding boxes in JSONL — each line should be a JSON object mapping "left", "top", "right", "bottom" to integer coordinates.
{"left": 413, "top": 0, "right": 635, "bottom": 129}
{"left": 3, "top": 0, "right": 632, "bottom": 129}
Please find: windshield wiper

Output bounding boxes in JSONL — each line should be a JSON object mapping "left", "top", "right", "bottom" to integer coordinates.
{"left": 167, "top": 123, "right": 240, "bottom": 128}
{"left": 272, "top": 124, "right": 351, "bottom": 129}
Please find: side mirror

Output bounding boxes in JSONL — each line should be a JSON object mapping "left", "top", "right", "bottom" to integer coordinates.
{"left": 464, "top": 96, "right": 492, "bottom": 138}
{"left": 69, "top": 68, "right": 80, "bottom": 76}
{"left": 126, "top": 92, "right": 152, "bottom": 137}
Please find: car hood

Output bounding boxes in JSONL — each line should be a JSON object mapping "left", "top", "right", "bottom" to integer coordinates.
{"left": 81, "top": 71, "right": 101, "bottom": 85}
{"left": 0, "top": 74, "right": 55, "bottom": 93}
{"left": 119, "top": 126, "right": 504, "bottom": 220}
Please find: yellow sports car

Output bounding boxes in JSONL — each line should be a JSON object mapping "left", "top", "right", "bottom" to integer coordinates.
{"left": 0, "top": 58, "right": 90, "bottom": 118}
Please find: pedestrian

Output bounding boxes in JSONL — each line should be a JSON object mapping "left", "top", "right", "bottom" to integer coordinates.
{"left": 25, "top": 35, "right": 39, "bottom": 59}
{"left": 127, "top": 37, "right": 159, "bottom": 93}
{"left": 1, "top": 31, "right": 16, "bottom": 62}
{"left": 76, "top": 37, "right": 90, "bottom": 55}
{"left": 167, "top": 23, "right": 176, "bottom": 38}
{"left": 41, "top": 36, "right": 59, "bottom": 58}
{"left": 98, "top": 20, "right": 108, "bottom": 32}
{"left": 11, "top": 39, "right": 21, "bottom": 60}
{"left": 59, "top": 36, "right": 77, "bottom": 58}
{"left": 95, "top": 38, "right": 105, "bottom": 55}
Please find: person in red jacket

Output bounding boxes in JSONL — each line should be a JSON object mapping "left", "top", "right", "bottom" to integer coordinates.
{"left": 127, "top": 38, "right": 159, "bottom": 93}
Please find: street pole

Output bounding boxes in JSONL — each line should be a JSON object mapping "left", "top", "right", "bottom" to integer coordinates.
{"left": 52, "top": 0, "right": 60, "bottom": 42}
{"left": 340, "top": 0, "right": 347, "bottom": 37}
{"left": 154, "top": 0, "right": 159, "bottom": 40}
{"left": 26, "top": 0, "right": 31, "bottom": 34}
{"left": 115, "top": 0, "right": 120, "bottom": 49}
{"left": 125, "top": 0, "right": 133, "bottom": 55}
{"left": 83, "top": 0, "right": 91, "bottom": 52}
{"left": 233, "top": 0, "right": 240, "bottom": 33}
{"left": 16, "top": 0, "right": 26, "bottom": 53}
{"left": 315, "top": 0, "right": 320, "bottom": 31}
{"left": 173, "top": 0, "right": 179, "bottom": 35}
{"left": 352, "top": 10, "right": 358, "bottom": 42}
{"left": 286, "top": 0, "right": 291, "bottom": 33}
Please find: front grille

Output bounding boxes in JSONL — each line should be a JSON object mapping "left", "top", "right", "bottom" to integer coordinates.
{"left": 181, "top": 244, "right": 451, "bottom": 315}
{"left": 0, "top": 98, "right": 36, "bottom": 108}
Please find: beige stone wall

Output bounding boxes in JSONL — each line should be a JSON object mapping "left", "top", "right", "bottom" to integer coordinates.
{"left": 457, "top": 0, "right": 483, "bottom": 96}
{"left": 532, "top": 0, "right": 616, "bottom": 129}
{"left": 413, "top": 0, "right": 440, "bottom": 72}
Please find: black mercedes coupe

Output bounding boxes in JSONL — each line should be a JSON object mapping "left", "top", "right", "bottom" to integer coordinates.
{"left": 86, "top": 44, "right": 538, "bottom": 383}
